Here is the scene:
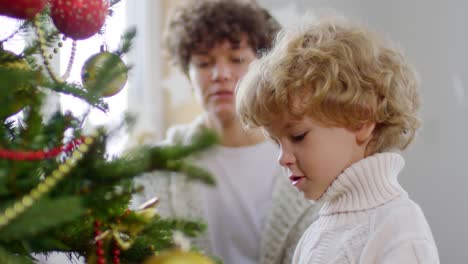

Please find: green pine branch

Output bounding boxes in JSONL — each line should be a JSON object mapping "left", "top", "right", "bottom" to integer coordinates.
{"left": 121, "top": 216, "right": 206, "bottom": 263}
{"left": 0, "top": 246, "right": 32, "bottom": 264}
{"left": 0, "top": 197, "right": 85, "bottom": 241}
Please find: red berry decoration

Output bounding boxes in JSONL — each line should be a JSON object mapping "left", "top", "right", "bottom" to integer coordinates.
{"left": 0, "top": 0, "right": 47, "bottom": 19}
{"left": 50, "top": 0, "right": 109, "bottom": 40}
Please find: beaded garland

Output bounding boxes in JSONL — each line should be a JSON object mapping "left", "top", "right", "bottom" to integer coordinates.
{"left": 0, "top": 132, "right": 97, "bottom": 229}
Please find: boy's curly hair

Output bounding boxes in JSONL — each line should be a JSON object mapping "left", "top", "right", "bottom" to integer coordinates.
{"left": 236, "top": 15, "right": 421, "bottom": 154}
{"left": 164, "top": 0, "right": 280, "bottom": 75}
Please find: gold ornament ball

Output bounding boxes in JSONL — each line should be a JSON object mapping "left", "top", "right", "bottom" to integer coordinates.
{"left": 0, "top": 50, "right": 33, "bottom": 117}
{"left": 81, "top": 51, "right": 128, "bottom": 98}
{"left": 143, "top": 250, "right": 215, "bottom": 264}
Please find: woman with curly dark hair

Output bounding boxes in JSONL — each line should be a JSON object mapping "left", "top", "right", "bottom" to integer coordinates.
{"left": 134, "top": 1, "right": 320, "bottom": 264}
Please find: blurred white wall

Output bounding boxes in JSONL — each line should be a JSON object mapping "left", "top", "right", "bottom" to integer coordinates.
{"left": 126, "top": 0, "right": 165, "bottom": 144}
{"left": 257, "top": 0, "right": 468, "bottom": 262}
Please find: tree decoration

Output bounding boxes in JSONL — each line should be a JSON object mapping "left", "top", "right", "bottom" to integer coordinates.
{"left": 33, "top": 16, "right": 65, "bottom": 83}
{"left": 50, "top": 0, "right": 109, "bottom": 40}
{"left": 81, "top": 50, "right": 128, "bottom": 98}
{"left": 0, "top": 48, "right": 36, "bottom": 118}
{"left": 94, "top": 220, "right": 106, "bottom": 264}
{"left": 0, "top": 0, "right": 47, "bottom": 20}
{"left": 143, "top": 250, "right": 215, "bottom": 264}
{"left": 0, "top": 133, "right": 96, "bottom": 229}
{"left": 0, "top": 137, "right": 84, "bottom": 160}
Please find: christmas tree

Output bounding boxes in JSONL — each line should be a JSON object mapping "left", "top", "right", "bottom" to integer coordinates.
{"left": 0, "top": 1, "right": 217, "bottom": 263}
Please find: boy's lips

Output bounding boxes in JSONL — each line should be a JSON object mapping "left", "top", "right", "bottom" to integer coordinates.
{"left": 289, "top": 175, "right": 305, "bottom": 186}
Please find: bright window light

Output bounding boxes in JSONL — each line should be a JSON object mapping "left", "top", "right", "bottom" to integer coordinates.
{"left": 59, "top": 2, "right": 128, "bottom": 156}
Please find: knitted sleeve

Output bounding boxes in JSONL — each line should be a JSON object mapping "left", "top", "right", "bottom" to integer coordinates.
{"left": 378, "top": 239, "right": 440, "bottom": 264}
{"left": 259, "top": 172, "right": 321, "bottom": 264}
{"left": 130, "top": 120, "right": 197, "bottom": 213}
{"left": 131, "top": 172, "right": 173, "bottom": 216}
{"left": 283, "top": 207, "right": 319, "bottom": 264}
{"left": 361, "top": 198, "right": 440, "bottom": 263}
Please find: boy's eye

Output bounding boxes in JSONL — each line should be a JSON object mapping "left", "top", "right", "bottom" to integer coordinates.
{"left": 291, "top": 132, "right": 307, "bottom": 142}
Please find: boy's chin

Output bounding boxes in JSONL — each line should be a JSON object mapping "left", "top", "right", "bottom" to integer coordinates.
{"left": 304, "top": 194, "right": 318, "bottom": 202}
{"left": 304, "top": 190, "right": 325, "bottom": 202}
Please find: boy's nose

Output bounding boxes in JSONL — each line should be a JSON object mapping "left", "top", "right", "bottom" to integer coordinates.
{"left": 278, "top": 147, "right": 295, "bottom": 168}
{"left": 212, "top": 62, "right": 232, "bottom": 81}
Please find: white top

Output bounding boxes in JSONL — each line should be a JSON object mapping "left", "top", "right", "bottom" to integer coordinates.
{"left": 292, "top": 152, "right": 439, "bottom": 264}
{"left": 196, "top": 141, "right": 280, "bottom": 264}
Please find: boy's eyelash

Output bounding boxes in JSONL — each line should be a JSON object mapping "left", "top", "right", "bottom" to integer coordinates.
{"left": 291, "top": 132, "right": 307, "bottom": 142}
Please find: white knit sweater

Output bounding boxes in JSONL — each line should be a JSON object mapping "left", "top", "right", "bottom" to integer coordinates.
{"left": 133, "top": 116, "right": 320, "bottom": 264}
{"left": 292, "top": 152, "right": 439, "bottom": 264}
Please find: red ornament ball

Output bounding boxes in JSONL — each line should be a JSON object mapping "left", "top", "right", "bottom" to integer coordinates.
{"left": 0, "top": 0, "right": 47, "bottom": 19}
{"left": 50, "top": 0, "right": 109, "bottom": 40}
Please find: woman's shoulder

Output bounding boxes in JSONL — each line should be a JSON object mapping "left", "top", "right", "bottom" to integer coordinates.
{"left": 164, "top": 116, "right": 206, "bottom": 145}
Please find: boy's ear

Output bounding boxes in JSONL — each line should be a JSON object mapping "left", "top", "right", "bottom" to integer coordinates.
{"left": 355, "top": 122, "right": 376, "bottom": 144}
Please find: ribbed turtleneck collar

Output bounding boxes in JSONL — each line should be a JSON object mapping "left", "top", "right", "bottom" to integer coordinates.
{"left": 318, "top": 152, "right": 407, "bottom": 216}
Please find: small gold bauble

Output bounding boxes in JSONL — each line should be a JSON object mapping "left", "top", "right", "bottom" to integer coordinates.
{"left": 143, "top": 250, "right": 215, "bottom": 264}
{"left": 81, "top": 51, "right": 128, "bottom": 98}
{"left": 0, "top": 49, "right": 33, "bottom": 118}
